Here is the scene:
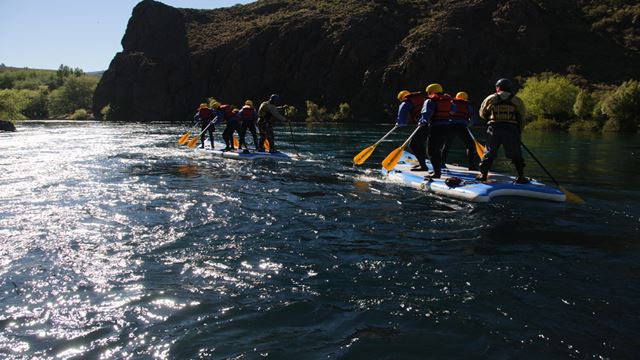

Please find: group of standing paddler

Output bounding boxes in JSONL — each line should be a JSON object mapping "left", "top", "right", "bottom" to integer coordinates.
{"left": 193, "top": 94, "right": 289, "bottom": 153}
{"left": 394, "top": 78, "right": 529, "bottom": 183}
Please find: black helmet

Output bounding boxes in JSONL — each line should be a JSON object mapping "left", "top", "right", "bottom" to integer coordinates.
{"left": 495, "top": 78, "right": 513, "bottom": 92}
{"left": 269, "top": 93, "right": 282, "bottom": 105}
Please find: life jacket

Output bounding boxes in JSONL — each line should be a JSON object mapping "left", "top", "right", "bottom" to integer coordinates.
{"left": 240, "top": 105, "right": 256, "bottom": 121}
{"left": 219, "top": 104, "right": 235, "bottom": 120}
{"left": 258, "top": 101, "right": 272, "bottom": 121}
{"left": 406, "top": 92, "right": 426, "bottom": 120}
{"left": 488, "top": 93, "right": 519, "bottom": 124}
{"left": 198, "top": 108, "right": 213, "bottom": 121}
{"left": 429, "top": 93, "right": 453, "bottom": 121}
{"left": 450, "top": 99, "right": 470, "bottom": 121}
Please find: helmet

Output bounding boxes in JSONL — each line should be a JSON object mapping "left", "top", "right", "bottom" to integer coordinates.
{"left": 455, "top": 91, "right": 469, "bottom": 101}
{"left": 199, "top": 103, "right": 208, "bottom": 109}
{"left": 211, "top": 101, "right": 221, "bottom": 109}
{"left": 426, "top": 83, "right": 443, "bottom": 94}
{"left": 397, "top": 90, "right": 410, "bottom": 102}
{"left": 269, "top": 94, "right": 281, "bottom": 104}
{"left": 244, "top": 100, "right": 253, "bottom": 107}
{"left": 495, "top": 78, "right": 513, "bottom": 92}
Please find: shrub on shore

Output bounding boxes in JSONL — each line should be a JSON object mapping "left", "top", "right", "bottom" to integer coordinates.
{"left": 519, "top": 73, "right": 580, "bottom": 122}
{"left": 525, "top": 117, "right": 562, "bottom": 131}
{"left": 569, "top": 120, "right": 600, "bottom": 132}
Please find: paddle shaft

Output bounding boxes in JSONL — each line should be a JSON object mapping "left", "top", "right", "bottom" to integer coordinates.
{"left": 287, "top": 121, "right": 300, "bottom": 156}
{"left": 373, "top": 125, "right": 399, "bottom": 147}
{"left": 520, "top": 142, "right": 561, "bottom": 186}
{"left": 195, "top": 120, "right": 215, "bottom": 137}
{"left": 402, "top": 125, "right": 424, "bottom": 148}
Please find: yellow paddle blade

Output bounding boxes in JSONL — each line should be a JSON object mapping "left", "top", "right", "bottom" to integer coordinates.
{"left": 233, "top": 136, "right": 239, "bottom": 148}
{"left": 382, "top": 145, "right": 406, "bottom": 171}
{"left": 178, "top": 131, "right": 191, "bottom": 145}
{"left": 473, "top": 139, "right": 486, "bottom": 159}
{"left": 187, "top": 136, "right": 200, "bottom": 149}
{"left": 560, "top": 186, "right": 585, "bottom": 204}
{"left": 353, "top": 144, "right": 376, "bottom": 165}
{"left": 264, "top": 139, "right": 271, "bottom": 151}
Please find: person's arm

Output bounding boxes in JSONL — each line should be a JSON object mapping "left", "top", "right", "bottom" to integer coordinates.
{"left": 478, "top": 95, "right": 492, "bottom": 122}
{"left": 269, "top": 103, "right": 288, "bottom": 122}
{"left": 212, "top": 109, "right": 223, "bottom": 125}
{"left": 396, "top": 101, "right": 411, "bottom": 126}
{"left": 419, "top": 100, "right": 435, "bottom": 125}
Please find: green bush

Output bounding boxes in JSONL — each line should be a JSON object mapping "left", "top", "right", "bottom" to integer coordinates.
{"left": 100, "top": 105, "right": 111, "bottom": 120}
{"left": 0, "top": 89, "right": 28, "bottom": 120}
{"left": 519, "top": 73, "right": 580, "bottom": 121}
{"left": 524, "top": 117, "right": 562, "bottom": 131}
{"left": 47, "top": 75, "right": 99, "bottom": 117}
{"left": 331, "top": 102, "right": 353, "bottom": 122}
{"left": 573, "top": 89, "right": 596, "bottom": 119}
{"left": 284, "top": 105, "right": 298, "bottom": 118}
{"left": 569, "top": 120, "right": 600, "bottom": 132}
{"left": 69, "top": 109, "right": 90, "bottom": 120}
{"left": 305, "top": 100, "right": 329, "bottom": 122}
{"left": 599, "top": 79, "right": 640, "bottom": 132}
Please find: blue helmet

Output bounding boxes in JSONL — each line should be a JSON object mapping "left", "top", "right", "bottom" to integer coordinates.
{"left": 495, "top": 78, "right": 513, "bottom": 92}
{"left": 269, "top": 93, "right": 282, "bottom": 105}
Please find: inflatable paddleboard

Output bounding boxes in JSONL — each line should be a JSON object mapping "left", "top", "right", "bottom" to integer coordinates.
{"left": 195, "top": 144, "right": 293, "bottom": 161}
{"left": 382, "top": 152, "right": 566, "bottom": 203}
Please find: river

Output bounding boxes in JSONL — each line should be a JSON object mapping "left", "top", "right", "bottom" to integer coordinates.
{"left": 1, "top": 121, "right": 639, "bottom": 359}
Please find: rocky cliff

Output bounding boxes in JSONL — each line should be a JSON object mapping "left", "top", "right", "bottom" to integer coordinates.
{"left": 93, "top": 0, "right": 640, "bottom": 122}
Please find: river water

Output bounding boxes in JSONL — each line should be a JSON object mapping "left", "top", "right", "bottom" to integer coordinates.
{"left": 1, "top": 121, "right": 639, "bottom": 359}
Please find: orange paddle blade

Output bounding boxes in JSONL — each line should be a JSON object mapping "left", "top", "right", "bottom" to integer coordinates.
{"left": 187, "top": 136, "right": 200, "bottom": 149}
{"left": 474, "top": 139, "right": 486, "bottom": 159}
{"left": 353, "top": 144, "right": 376, "bottom": 165}
{"left": 560, "top": 186, "right": 585, "bottom": 204}
{"left": 382, "top": 145, "right": 406, "bottom": 171}
{"left": 178, "top": 131, "right": 191, "bottom": 145}
{"left": 264, "top": 139, "right": 271, "bottom": 151}
{"left": 233, "top": 136, "right": 239, "bottom": 148}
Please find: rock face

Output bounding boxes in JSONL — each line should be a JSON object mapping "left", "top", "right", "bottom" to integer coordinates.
{"left": 93, "top": 0, "right": 640, "bottom": 122}
{"left": 0, "top": 120, "right": 17, "bottom": 132}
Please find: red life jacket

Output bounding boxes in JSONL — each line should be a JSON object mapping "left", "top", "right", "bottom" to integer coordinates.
{"left": 450, "top": 99, "right": 470, "bottom": 120}
{"left": 198, "top": 108, "right": 213, "bottom": 121}
{"left": 219, "top": 104, "right": 234, "bottom": 120}
{"left": 429, "top": 93, "right": 453, "bottom": 120}
{"left": 406, "top": 92, "right": 426, "bottom": 119}
{"left": 240, "top": 105, "right": 256, "bottom": 120}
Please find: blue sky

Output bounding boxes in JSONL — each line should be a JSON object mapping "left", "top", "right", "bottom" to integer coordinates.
{"left": 0, "top": 0, "right": 252, "bottom": 72}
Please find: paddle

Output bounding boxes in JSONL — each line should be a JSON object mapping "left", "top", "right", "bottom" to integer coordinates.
{"left": 520, "top": 141, "right": 585, "bottom": 204}
{"left": 353, "top": 125, "right": 398, "bottom": 165}
{"left": 264, "top": 139, "right": 271, "bottom": 152}
{"left": 382, "top": 125, "right": 424, "bottom": 171}
{"left": 178, "top": 123, "right": 198, "bottom": 145}
{"left": 466, "top": 128, "right": 486, "bottom": 159}
{"left": 233, "top": 136, "right": 240, "bottom": 149}
{"left": 187, "top": 121, "right": 214, "bottom": 149}
{"left": 287, "top": 121, "right": 301, "bottom": 158}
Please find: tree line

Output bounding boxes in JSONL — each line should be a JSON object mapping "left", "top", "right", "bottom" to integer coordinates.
{"left": 0, "top": 64, "right": 99, "bottom": 121}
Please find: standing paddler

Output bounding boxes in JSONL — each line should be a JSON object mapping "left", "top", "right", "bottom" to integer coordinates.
{"left": 396, "top": 89, "right": 428, "bottom": 171}
{"left": 194, "top": 103, "right": 215, "bottom": 149}
{"left": 257, "top": 94, "right": 289, "bottom": 153}
{"left": 476, "top": 78, "right": 529, "bottom": 184}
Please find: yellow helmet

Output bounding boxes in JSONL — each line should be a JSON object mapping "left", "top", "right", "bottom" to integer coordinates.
{"left": 397, "top": 90, "right": 410, "bottom": 102}
{"left": 245, "top": 100, "right": 253, "bottom": 107}
{"left": 199, "top": 103, "right": 208, "bottom": 109}
{"left": 455, "top": 91, "right": 469, "bottom": 101}
{"left": 426, "top": 83, "right": 443, "bottom": 94}
{"left": 211, "top": 101, "right": 221, "bottom": 109}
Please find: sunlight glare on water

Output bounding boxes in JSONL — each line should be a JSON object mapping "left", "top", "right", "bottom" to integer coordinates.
{"left": 0, "top": 121, "right": 639, "bottom": 359}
